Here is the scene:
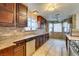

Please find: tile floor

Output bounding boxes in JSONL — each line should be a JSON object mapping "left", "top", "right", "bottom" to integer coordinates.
{"left": 33, "top": 39, "right": 67, "bottom": 56}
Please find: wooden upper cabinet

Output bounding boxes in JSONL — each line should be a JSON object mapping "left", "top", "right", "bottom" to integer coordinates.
{"left": 0, "top": 3, "right": 28, "bottom": 27}
{"left": 0, "top": 10, "right": 14, "bottom": 23}
{"left": 37, "top": 16, "right": 46, "bottom": 24}
{"left": 0, "top": 3, "right": 15, "bottom": 26}
{"left": 0, "top": 3, "right": 14, "bottom": 12}
{"left": 37, "top": 16, "right": 47, "bottom": 29}
{"left": 16, "top": 3, "right": 28, "bottom": 27}
{"left": 18, "top": 4, "right": 27, "bottom": 15}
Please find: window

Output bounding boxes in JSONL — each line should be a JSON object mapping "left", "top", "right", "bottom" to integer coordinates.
{"left": 63, "top": 22, "right": 70, "bottom": 33}
{"left": 49, "top": 23, "right": 53, "bottom": 32}
{"left": 28, "top": 17, "right": 38, "bottom": 30}
{"left": 28, "top": 18, "right": 32, "bottom": 29}
{"left": 31, "top": 19, "right": 38, "bottom": 30}
{"left": 54, "top": 23, "right": 62, "bottom": 32}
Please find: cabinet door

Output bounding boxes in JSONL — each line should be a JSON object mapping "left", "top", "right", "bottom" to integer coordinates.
{"left": 35, "top": 36, "right": 43, "bottom": 50}
{"left": 47, "top": 34, "right": 49, "bottom": 40}
{"left": 0, "top": 46, "right": 14, "bottom": 56}
{"left": 35, "top": 34, "right": 49, "bottom": 50}
{"left": 18, "top": 15, "right": 27, "bottom": 27}
{"left": 0, "top": 3, "right": 15, "bottom": 26}
{"left": 16, "top": 3, "right": 28, "bottom": 27}
{"left": 5, "top": 3, "right": 14, "bottom": 12}
{"left": 39, "top": 35, "right": 43, "bottom": 46}
{"left": 18, "top": 4, "right": 27, "bottom": 15}
{"left": 0, "top": 10, "right": 14, "bottom": 23}
{"left": 14, "top": 43, "right": 26, "bottom": 56}
{"left": 42, "top": 35, "right": 46, "bottom": 44}
{"left": 35, "top": 36, "right": 40, "bottom": 50}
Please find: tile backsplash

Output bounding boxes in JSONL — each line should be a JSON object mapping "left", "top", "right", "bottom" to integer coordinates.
{"left": 0, "top": 27, "right": 35, "bottom": 41}
{"left": 0, "top": 27, "right": 25, "bottom": 36}
{"left": 0, "top": 27, "right": 47, "bottom": 41}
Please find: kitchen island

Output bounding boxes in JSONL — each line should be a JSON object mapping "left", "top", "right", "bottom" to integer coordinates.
{"left": 65, "top": 34, "right": 79, "bottom": 56}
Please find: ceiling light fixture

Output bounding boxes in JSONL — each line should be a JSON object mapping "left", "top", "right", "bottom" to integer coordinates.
{"left": 55, "top": 14, "right": 61, "bottom": 22}
{"left": 32, "top": 10, "right": 39, "bottom": 15}
{"left": 46, "top": 3, "right": 57, "bottom": 11}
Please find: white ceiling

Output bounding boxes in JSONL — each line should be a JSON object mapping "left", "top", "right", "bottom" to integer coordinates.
{"left": 24, "top": 3, "right": 79, "bottom": 21}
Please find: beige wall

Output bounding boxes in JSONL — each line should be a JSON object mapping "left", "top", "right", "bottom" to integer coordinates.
{"left": 28, "top": 11, "right": 37, "bottom": 20}
{"left": 76, "top": 13, "right": 79, "bottom": 30}
{"left": 49, "top": 32, "right": 65, "bottom": 39}
{"left": 72, "top": 14, "right": 76, "bottom": 29}
{"left": 72, "top": 14, "right": 79, "bottom": 30}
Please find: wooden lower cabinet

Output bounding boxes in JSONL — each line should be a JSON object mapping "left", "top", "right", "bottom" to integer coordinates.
{"left": 0, "top": 44, "right": 26, "bottom": 56}
{"left": 46, "top": 34, "right": 49, "bottom": 41}
{"left": 40, "top": 35, "right": 44, "bottom": 46}
{"left": 35, "top": 35, "right": 44, "bottom": 50}
{"left": 43, "top": 35, "right": 46, "bottom": 44}
{"left": 35, "top": 36, "right": 40, "bottom": 50}
{"left": 14, "top": 43, "right": 26, "bottom": 56}
{"left": 35, "top": 33, "right": 49, "bottom": 50}
{"left": 0, "top": 46, "right": 14, "bottom": 56}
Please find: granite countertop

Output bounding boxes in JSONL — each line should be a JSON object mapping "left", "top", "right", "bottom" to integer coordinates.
{"left": 66, "top": 34, "right": 79, "bottom": 40}
{"left": 0, "top": 31, "right": 48, "bottom": 50}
